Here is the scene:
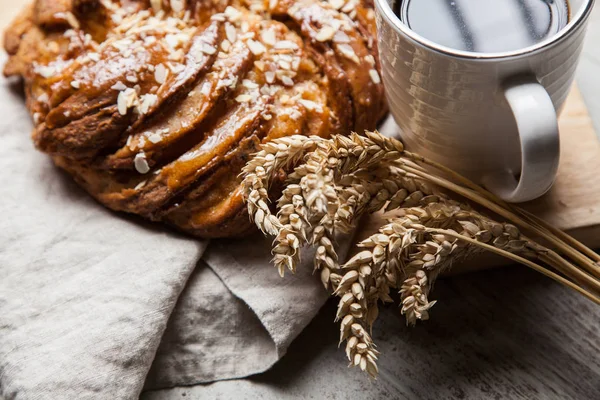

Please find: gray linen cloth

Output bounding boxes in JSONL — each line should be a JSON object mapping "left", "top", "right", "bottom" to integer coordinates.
{"left": 0, "top": 69, "right": 344, "bottom": 399}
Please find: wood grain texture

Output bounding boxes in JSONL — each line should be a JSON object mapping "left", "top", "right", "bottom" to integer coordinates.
{"left": 144, "top": 267, "right": 600, "bottom": 400}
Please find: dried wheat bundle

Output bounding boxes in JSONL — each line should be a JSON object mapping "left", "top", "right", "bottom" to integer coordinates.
{"left": 241, "top": 131, "right": 600, "bottom": 378}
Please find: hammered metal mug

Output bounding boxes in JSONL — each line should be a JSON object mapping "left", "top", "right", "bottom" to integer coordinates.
{"left": 375, "top": 0, "right": 596, "bottom": 202}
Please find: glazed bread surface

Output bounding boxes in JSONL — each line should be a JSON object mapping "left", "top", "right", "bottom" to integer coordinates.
{"left": 4, "top": 0, "right": 386, "bottom": 238}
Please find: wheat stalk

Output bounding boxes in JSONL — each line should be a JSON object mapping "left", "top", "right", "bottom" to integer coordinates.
{"left": 241, "top": 130, "right": 600, "bottom": 378}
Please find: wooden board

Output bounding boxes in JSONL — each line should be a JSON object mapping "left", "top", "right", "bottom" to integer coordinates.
{"left": 358, "top": 86, "right": 600, "bottom": 273}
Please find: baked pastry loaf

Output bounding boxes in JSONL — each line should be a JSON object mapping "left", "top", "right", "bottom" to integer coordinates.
{"left": 4, "top": 0, "right": 387, "bottom": 238}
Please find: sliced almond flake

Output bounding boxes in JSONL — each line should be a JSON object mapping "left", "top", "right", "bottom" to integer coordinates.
{"left": 249, "top": 2, "right": 265, "bottom": 12}
{"left": 241, "top": 22, "right": 250, "bottom": 33}
{"left": 125, "top": 90, "right": 139, "bottom": 107}
{"left": 170, "top": 0, "right": 185, "bottom": 13}
{"left": 211, "top": 13, "right": 226, "bottom": 21}
{"left": 277, "top": 53, "right": 293, "bottom": 62}
{"left": 126, "top": 74, "right": 138, "bottom": 83}
{"left": 274, "top": 40, "right": 298, "bottom": 50}
{"left": 197, "top": 82, "right": 210, "bottom": 96}
{"left": 289, "top": 107, "right": 302, "bottom": 120}
{"left": 261, "top": 85, "right": 280, "bottom": 96}
{"left": 247, "top": 39, "right": 266, "bottom": 55}
{"left": 291, "top": 57, "right": 301, "bottom": 71}
{"left": 224, "top": 6, "right": 241, "bottom": 21}
{"left": 254, "top": 60, "right": 265, "bottom": 71}
{"left": 70, "top": 80, "right": 81, "bottom": 89}
{"left": 316, "top": 26, "right": 336, "bottom": 42}
{"left": 111, "top": 81, "right": 127, "bottom": 91}
{"left": 261, "top": 29, "right": 276, "bottom": 46}
{"left": 134, "top": 180, "right": 148, "bottom": 190}
{"left": 329, "top": 0, "right": 345, "bottom": 9}
{"left": 235, "top": 94, "right": 252, "bottom": 103}
{"left": 165, "top": 34, "right": 181, "bottom": 49}
{"left": 147, "top": 132, "right": 163, "bottom": 143}
{"left": 265, "top": 71, "right": 275, "bottom": 84}
{"left": 154, "top": 64, "right": 168, "bottom": 84}
{"left": 337, "top": 43, "right": 360, "bottom": 63}
{"left": 111, "top": 13, "right": 123, "bottom": 24}
{"left": 35, "top": 65, "right": 56, "bottom": 79}
{"left": 225, "top": 23, "right": 237, "bottom": 44}
{"left": 169, "top": 62, "right": 186, "bottom": 74}
{"left": 117, "top": 88, "right": 139, "bottom": 115}
{"left": 221, "top": 40, "right": 231, "bottom": 52}
{"left": 369, "top": 69, "right": 381, "bottom": 84}
{"left": 364, "top": 55, "right": 376, "bottom": 66}
{"left": 341, "top": 1, "right": 355, "bottom": 13}
{"left": 118, "top": 92, "right": 128, "bottom": 115}
{"left": 298, "top": 99, "right": 323, "bottom": 112}
{"left": 278, "top": 60, "right": 291, "bottom": 70}
{"left": 134, "top": 152, "right": 150, "bottom": 174}
{"left": 144, "top": 36, "right": 157, "bottom": 46}
{"left": 88, "top": 52, "right": 100, "bottom": 62}
{"left": 330, "top": 19, "right": 343, "bottom": 32}
{"left": 333, "top": 30, "right": 350, "bottom": 43}
{"left": 147, "top": 64, "right": 156, "bottom": 72}
{"left": 280, "top": 75, "right": 294, "bottom": 86}
{"left": 168, "top": 49, "right": 185, "bottom": 61}
{"left": 126, "top": 135, "right": 133, "bottom": 147}
{"left": 242, "top": 79, "right": 259, "bottom": 89}
{"left": 224, "top": 74, "right": 238, "bottom": 88}
{"left": 138, "top": 94, "right": 158, "bottom": 114}
{"left": 111, "top": 38, "right": 134, "bottom": 52}
{"left": 201, "top": 42, "right": 217, "bottom": 55}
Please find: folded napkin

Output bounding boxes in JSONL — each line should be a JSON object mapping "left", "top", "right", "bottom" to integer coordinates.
{"left": 0, "top": 69, "right": 349, "bottom": 399}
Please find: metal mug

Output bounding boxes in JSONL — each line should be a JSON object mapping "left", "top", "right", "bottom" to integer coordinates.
{"left": 375, "top": 0, "right": 596, "bottom": 202}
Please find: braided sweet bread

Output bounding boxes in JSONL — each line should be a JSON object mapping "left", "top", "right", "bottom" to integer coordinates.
{"left": 4, "top": 0, "right": 386, "bottom": 238}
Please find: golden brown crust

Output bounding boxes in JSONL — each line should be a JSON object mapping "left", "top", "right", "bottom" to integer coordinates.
{"left": 5, "top": 0, "right": 387, "bottom": 238}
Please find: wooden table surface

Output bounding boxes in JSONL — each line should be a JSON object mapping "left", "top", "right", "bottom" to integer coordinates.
{"left": 1, "top": 3, "right": 598, "bottom": 400}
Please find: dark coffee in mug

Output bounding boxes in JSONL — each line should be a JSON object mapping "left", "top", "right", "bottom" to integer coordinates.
{"left": 393, "top": 0, "right": 570, "bottom": 53}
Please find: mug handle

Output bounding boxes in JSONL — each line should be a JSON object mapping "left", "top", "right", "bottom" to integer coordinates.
{"left": 483, "top": 79, "right": 560, "bottom": 203}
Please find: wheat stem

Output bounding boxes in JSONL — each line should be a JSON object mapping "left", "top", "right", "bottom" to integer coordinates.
{"left": 426, "top": 228, "right": 600, "bottom": 305}
{"left": 402, "top": 151, "right": 600, "bottom": 263}
{"left": 241, "top": 130, "right": 600, "bottom": 378}
{"left": 399, "top": 164, "right": 600, "bottom": 280}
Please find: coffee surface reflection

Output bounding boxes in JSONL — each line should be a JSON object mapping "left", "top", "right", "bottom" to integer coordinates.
{"left": 393, "top": 0, "right": 570, "bottom": 53}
